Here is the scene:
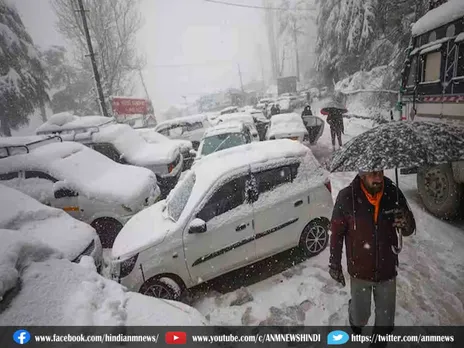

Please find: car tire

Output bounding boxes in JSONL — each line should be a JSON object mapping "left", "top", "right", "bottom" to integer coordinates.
{"left": 139, "top": 277, "right": 181, "bottom": 300}
{"left": 299, "top": 219, "right": 329, "bottom": 257}
{"left": 91, "top": 218, "right": 123, "bottom": 249}
{"left": 417, "top": 163, "right": 462, "bottom": 219}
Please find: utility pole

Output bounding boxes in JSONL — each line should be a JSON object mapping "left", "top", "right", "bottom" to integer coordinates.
{"left": 292, "top": 21, "right": 300, "bottom": 82}
{"left": 138, "top": 69, "right": 150, "bottom": 100}
{"left": 237, "top": 63, "right": 244, "bottom": 92}
{"left": 77, "top": 0, "right": 108, "bottom": 116}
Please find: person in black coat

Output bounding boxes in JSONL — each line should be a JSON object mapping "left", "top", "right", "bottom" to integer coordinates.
{"left": 301, "top": 105, "right": 313, "bottom": 116}
{"left": 326, "top": 109, "right": 344, "bottom": 150}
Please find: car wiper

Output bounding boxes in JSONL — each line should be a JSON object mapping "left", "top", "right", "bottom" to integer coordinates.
{"left": 211, "top": 135, "right": 232, "bottom": 153}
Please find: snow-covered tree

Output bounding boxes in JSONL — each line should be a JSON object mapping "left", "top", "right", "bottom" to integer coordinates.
{"left": 315, "top": 0, "right": 429, "bottom": 90}
{"left": 51, "top": 0, "right": 144, "bottom": 107}
{"left": 0, "top": 0, "right": 49, "bottom": 136}
{"left": 41, "top": 46, "right": 99, "bottom": 115}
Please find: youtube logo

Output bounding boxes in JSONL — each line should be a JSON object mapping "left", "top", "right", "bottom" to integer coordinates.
{"left": 165, "top": 332, "right": 187, "bottom": 344}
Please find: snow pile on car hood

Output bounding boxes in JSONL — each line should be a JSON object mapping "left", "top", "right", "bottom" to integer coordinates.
{"left": 0, "top": 142, "right": 157, "bottom": 208}
{"left": 0, "top": 238, "right": 208, "bottom": 325}
{"left": 93, "top": 124, "right": 179, "bottom": 165}
{"left": 135, "top": 129, "right": 193, "bottom": 152}
{"left": 0, "top": 184, "right": 96, "bottom": 260}
{"left": 412, "top": 0, "right": 464, "bottom": 37}
{"left": 0, "top": 229, "right": 62, "bottom": 301}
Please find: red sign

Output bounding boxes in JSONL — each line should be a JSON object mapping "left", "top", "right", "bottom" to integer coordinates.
{"left": 165, "top": 332, "right": 187, "bottom": 344}
{"left": 112, "top": 97, "right": 148, "bottom": 115}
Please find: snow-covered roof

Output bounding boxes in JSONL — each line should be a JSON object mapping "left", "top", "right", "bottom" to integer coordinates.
{"left": 269, "top": 113, "right": 307, "bottom": 137}
{"left": 155, "top": 114, "right": 208, "bottom": 129}
{"left": 203, "top": 122, "right": 245, "bottom": 138}
{"left": 175, "top": 140, "right": 323, "bottom": 223}
{"left": 0, "top": 142, "right": 157, "bottom": 207}
{"left": 0, "top": 234, "right": 208, "bottom": 325}
{"left": 216, "top": 112, "right": 254, "bottom": 125}
{"left": 136, "top": 129, "right": 192, "bottom": 152}
{"left": 411, "top": 0, "right": 464, "bottom": 37}
{"left": 410, "top": 37, "right": 451, "bottom": 55}
{"left": 0, "top": 185, "right": 96, "bottom": 261}
{"left": 91, "top": 124, "right": 179, "bottom": 165}
{"left": 36, "top": 114, "right": 114, "bottom": 134}
{"left": 220, "top": 106, "right": 239, "bottom": 113}
{"left": 455, "top": 32, "right": 464, "bottom": 43}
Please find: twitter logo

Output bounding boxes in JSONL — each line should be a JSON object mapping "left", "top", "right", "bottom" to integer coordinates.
{"left": 327, "top": 330, "right": 350, "bottom": 345}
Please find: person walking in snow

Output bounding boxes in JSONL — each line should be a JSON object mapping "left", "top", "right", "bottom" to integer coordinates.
{"left": 270, "top": 104, "right": 280, "bottom": 116}
{"left": 301, "top": 104, "right": 313, "bottom": 116}
{"left": 329, "top": 170, "right": 416, "bottom": 347}
{"left": 326, "top": 108, "right": 344, "bottom": 150}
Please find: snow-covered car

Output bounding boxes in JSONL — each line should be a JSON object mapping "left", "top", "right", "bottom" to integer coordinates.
{"left": 154, "top": 114, "right": 211, "bottom": 151}
{"left": 248, "top": 109, "right": 270, "bottom": 141}
{"left": 195, "top": 122, "right": 253, "bottom": 161}
{"left": 110, "top": 140, "right": 333, "bottom": 300}
{"left": 35, "top": 113, "right": 183, "bottom": 198}
{"left": 0, "top": 140, "right": 159, "bottom": 248}
{"left": 0, "top": 185, "right": 102, "bottom": 267}
{"left": 0, "top": 230, "right": 208, "bottom": 326}
{"left": 256, "top": 98, "right": 272, "bottom": 110}
{"left": 135, "top": 128, "right": 196, "bottom": 170}
{"left": 219, "top": 106, "right": 239, "bottom": 115}
{"left": 214, "top": 112, "right": 260, "bottom": 142}
{"left": 277, "top": 97, "right": 294, "bottom": 113}
{"left": 266, "top": 113, "right": 310, "bottom": 143}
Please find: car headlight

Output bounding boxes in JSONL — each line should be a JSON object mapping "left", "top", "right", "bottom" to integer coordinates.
{"left": 119, "top": 254, "right": 139, "bottom": 278}
{"left": 121, "top": 204, "right": 133, "bottom": 213}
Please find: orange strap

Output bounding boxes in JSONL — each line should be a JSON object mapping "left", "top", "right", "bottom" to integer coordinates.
{"left": 360, "top": 181, "right": 384, "bottom": 224}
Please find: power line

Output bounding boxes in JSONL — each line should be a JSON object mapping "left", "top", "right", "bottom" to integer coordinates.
{"left": 204, "top": 0, "right": 313, "bottom": 11}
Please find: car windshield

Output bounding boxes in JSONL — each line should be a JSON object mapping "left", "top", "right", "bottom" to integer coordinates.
{"left": 166, "top": 171, "right": 195, "bottom": 222}
{"left": 200, "top": 133, "right": 246, "bottom": 156}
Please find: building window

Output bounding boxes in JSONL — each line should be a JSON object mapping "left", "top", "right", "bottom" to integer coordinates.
{"left": 421, "top": 51, "right": 442, "bottom": 82}
{"left": 457, "top": 44, "right": 464, "bottom": 77}
{"left": 446, "top": 24, "right": 455, "bottom": 38}
{"left": 407, "top": 56, "right": 417, "bottom": 86}
{"left": 429, "top": 31, "right": 437, "bottom": 43}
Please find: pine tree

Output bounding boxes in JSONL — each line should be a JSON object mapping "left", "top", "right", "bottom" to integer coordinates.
{"left": 0, "top": 0, "right": 49, "bottom": 136}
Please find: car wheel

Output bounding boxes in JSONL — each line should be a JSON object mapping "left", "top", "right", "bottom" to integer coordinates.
{"left": 299, "top": 220, "right": 329, "bottom": 257}
{"left": 140, "top": 277, "right": 181, "bottom": 300}
{"left": 91, "top": 218, "right": 123, "bottom": 249}
{"left": 417, "top": 163, "right": 462, "bottom": 219}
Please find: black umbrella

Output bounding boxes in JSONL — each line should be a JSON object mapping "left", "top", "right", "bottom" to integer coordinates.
{"left": 320, "top": 99, "right": 347, "bottom": 115}
{"left": 330, "top": 121, "right": 464, "bottom": 173}
{"left": 330, "top": 120, "right": 464, "bottom": 254}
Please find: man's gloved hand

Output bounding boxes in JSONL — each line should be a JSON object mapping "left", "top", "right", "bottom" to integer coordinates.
{"left": 329, "top": 265, "right": 346, "bottom": 287}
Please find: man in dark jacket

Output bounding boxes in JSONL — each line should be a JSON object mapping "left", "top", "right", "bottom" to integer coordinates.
{"left": 301, "top": 105, "right": 313, "bottom": 116}
{"left": 329, "top": 170, "right": 416, "bottom": 347}
{"left": 270, "top": 104, "right": 280, "bottom": 116}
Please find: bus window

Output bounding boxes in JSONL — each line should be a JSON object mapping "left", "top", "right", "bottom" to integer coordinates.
{"left": 421, "top": 51, "right": 442, "bottom": 82}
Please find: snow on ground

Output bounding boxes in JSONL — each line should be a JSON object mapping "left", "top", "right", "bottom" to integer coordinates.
{"left": 192, "top": 102, "right": 464, "bottom": 326}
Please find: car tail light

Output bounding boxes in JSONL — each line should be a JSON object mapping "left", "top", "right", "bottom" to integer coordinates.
{"left": 325, "top": 180, "right": 332, "bottom": 193}
{"left": 119, "top": 254, "right": 139, "bottom": 278}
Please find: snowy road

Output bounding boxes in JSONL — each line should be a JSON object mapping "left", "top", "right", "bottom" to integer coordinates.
{"left": 192, "top": 101, "right": 464, "bottom": 326}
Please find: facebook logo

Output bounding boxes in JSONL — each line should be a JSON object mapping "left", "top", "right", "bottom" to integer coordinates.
{"left": 13, "top": 330, "right": 31, "bottom": 345}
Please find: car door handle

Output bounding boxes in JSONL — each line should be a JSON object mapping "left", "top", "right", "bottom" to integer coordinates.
{"left": 236, "top": 224, "right": 247, "bottom": 231}
{"left": 294, "top": 200, "right": 303, "bottom": 207}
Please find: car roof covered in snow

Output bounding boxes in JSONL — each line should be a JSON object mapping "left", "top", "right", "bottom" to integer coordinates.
{"left": 268, "top": 113, "right": 307, "bottom": 136}
{"left": 172, "top": 139, "right": 326, "bottom": 222}
{"left": 36, "top": 113, "right": 114, "bottom": 134}
{"left": 203, "top": 121, "right": 245, "bottom": 138}
{"left": 411, "top": 0, "right": 464, "bottom": 37}
{"left": 0, "top": 231, "right": 208, "bottom": 326}
{"left": 0, "top": 141, "right": 157, "bottom": 206}
{"left": 155, "top": 114, "right": 209, "bottom": 129}
{"left": 38, "top": 115, "right": 179, "bottom": 165}
{"left": 216, "top": 112, "right": 254, "bottom": 124}
{"left": 0, "top": 185, "right": 96, "bottom": 261}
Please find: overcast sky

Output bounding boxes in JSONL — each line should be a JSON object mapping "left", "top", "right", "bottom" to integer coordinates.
{"left": 15, "top": 0, "right": 269, "bottom": 113}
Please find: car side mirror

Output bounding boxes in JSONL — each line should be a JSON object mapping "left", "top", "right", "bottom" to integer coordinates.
{"left": 189, "top": 218, "right": 207, "bottom": 234}
{"left": 54, "top": 188, "right": 79, "bottom": 199}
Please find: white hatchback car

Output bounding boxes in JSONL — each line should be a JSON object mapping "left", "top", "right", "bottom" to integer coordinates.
{"left": 111, "top": 140, "right": 333, "bottom": 300}
{"left": 266, "top": 113, "right": 310, "bottom": 143}
{"left": 0, "top": 140, "right": 160, "bottom": 248}
{"left": 214, "top": 113, "right": 260, "bottom": 142}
